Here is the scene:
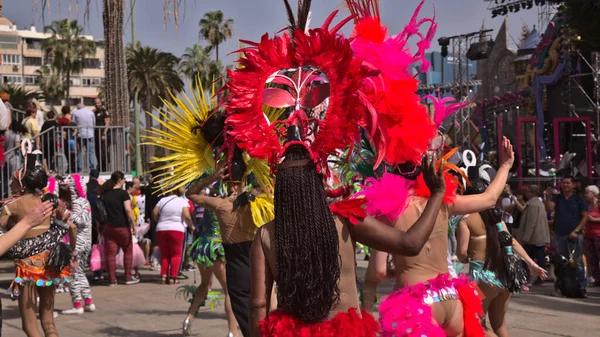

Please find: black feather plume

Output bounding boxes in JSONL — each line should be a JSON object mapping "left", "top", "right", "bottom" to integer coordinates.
{"left": 47, "top": 242, "right": 72, "bottom": 273}
{"left": 283, "top": 0, "right": 297, "bottom": 34}
{"left": 296, "top": 0, "right": 312, "bottom": 32}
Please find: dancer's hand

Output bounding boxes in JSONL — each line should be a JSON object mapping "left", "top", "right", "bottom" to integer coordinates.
{"left": 500, "top": 137, "right": 514, "bottom": 168}
{"left": 422, "top": 152, "right": 445, "bottom": 195}
{"left": 213, "top": 162, "right": 230, "bottom": 180}
{"left": 22, "top": 201, "right": 53, "bottom": 229}
{"left": 529, "top": 263, "right": 547, "bottom": 279}
{"left": 56, "top": 201, "right": 71, "bottom": 222}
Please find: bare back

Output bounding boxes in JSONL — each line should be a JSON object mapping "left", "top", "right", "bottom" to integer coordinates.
{"left": 464, "top": 212, "right": 487, "bottom": 262}
{"left": 394, "top": 196, "right": 449, "bottom": 287}
{"left": 260, "top": 216, "right": 360, "bottom": 318}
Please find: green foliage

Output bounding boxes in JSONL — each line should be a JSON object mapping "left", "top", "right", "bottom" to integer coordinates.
{"left": 126, "top": 45, "right": 184, "bottom": 112}
{"left": 199, "top": 10, "right": 234, "bottom": 62}
{"left": 42, "top": 19, "right": 95, "bottom": 99}
{"left": 0, "top": 84, "right": 43, "bottom": 111}
{"left": 179, "top": 44, "right": 223, "bottom": 91}
{"left": 35, "top": 65, "right": 65, "bottom": 105}
{"left": 562, "top": 0, "right": 600, "bottom": 52}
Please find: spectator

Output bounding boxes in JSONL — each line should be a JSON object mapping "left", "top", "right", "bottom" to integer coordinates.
{"left": 1, "top": 92, "right": 13, "bottom": 121}
{"left": 152, "top": 187, "right": 194, "bottom": 284}
{"left": 21, "top": 106, "right": 39, "bottom": 140}
{"left": 545, "top": 176, "right": 588, "bottom": 295}
{"left": 501, "top": 184, "right": 516, "bottom": 233}
{"left": 40, "top": 110, "right": 59, "bottom": 172}
{"left": 98, "top": 171, "right": 139, "bottom": 286}
{"left": 72, "top": 103, "right": 97, "bottom": 172}
{"left": 29, "top": 99, "right": 45, "bottom": 129}
{"left": 583, "top": 185, "right": 600, "bottom": 287}
{"left": 86, "top": 169, "right": 103, "bottom": 281}
{"left": 3, "top": 120, "right": 25, "bottom": 174}
{"left": 145, "top": 170, "right": 163, "bottom": 267}
{"left": 94, "top": 98, "right": 111, "bottom": 172}
{"left": 517, "top": 185, "right": 551, "bottom": 285}
{"left": 58, "top": 106, "right": 73, "bottom": 127}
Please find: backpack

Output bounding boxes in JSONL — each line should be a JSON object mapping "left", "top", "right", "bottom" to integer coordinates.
{"left": 96, "top": 197, "right": 109, "bottom": 224}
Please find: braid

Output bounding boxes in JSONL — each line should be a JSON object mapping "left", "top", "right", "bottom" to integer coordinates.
{"left": 274, "top": 145, "right": 340, "bottom": 323}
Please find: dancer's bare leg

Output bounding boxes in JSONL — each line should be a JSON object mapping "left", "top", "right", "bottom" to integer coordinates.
{"left": 38, "top": 286, "right": 59, "bottom": 337}
{"left": 479, "top": 282, "right": 503, "bottom": 337}
{"left": 19, "top": 284, "right": 42, "bottom": 337}
{"left": 488, "top": 289, "right": 511, "bottom": 337}
{"left": 186, "top": 265, "right": 214, "bottom": 319}
{"left": 211, "top": 261, "right": 239, "bottom": 335}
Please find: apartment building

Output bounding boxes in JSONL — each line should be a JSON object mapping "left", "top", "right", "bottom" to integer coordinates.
{"left": 0, "top": 13, "right": 104, "bottom": 109}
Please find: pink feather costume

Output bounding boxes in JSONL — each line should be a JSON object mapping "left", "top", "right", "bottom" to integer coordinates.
{"left": 346, "top": 2, "right": 486, "bottom": 337}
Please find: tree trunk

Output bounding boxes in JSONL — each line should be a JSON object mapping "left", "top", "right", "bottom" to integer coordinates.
{"left": 216, "top": 43, "right": 219, "bottom": 63}
{"left": 65, "top": 72, "right": 71, "bottom": 101}
{"left": 143, "top": 98, "right": 154, "bottom": 170}
{"left": 103, "top": 0, "right": 130, "bottom": 127}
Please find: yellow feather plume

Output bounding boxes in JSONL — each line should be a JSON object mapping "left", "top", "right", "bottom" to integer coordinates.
{"left": 141, "top": 78, "right": 217, "bottom": 194}
{"left": 250, "top": 194, "right": 275, "bottom": 228}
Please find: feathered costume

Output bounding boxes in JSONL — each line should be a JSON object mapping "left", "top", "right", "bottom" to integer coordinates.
{"left": 335, "top": 2, "right": 485, "bottom": 337}
{"left": 141, "top": 79, "right": 276, "bottom": 228}
{"left": 0, "top": 143, "right": 73, "bottom": 298}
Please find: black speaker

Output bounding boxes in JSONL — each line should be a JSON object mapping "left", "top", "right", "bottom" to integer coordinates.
{"left": 467, "top": 40, "right": 495, "bottom": 61}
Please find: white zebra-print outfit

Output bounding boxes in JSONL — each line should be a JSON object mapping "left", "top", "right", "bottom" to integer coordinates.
{"left": 61, "top": 175, "right": 94, "bottom": 304}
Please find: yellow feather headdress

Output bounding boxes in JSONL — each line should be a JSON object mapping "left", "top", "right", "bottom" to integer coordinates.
{"left": 142, "top": 77, "right": 280, "bottom": 227}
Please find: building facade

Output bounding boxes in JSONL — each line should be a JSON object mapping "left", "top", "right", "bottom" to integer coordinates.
{"left": 0, "top": 13, "right": 104, "bottom": 109}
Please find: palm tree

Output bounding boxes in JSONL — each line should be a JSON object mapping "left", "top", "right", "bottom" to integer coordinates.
{"left": 126, "top": 45, "right": 183, "bottom": 167}
{"left": 198, "top": 10, "right": 234, "bottom": 62}
{"left": 0, "top": 84, "right": 44, "bottom": 111}
{"left": 42, "top": 19, "right": 95, "bottom": 100}
{"left": 179, "top": 44, "right": 223, "bottom": 91}
{"left": 36, "top": 65, "right": 65, "bottom": 108}
{"left": 104, "top": 0, "right": 130, "bottom": 127}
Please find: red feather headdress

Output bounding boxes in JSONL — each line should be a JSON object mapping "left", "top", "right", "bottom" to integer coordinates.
{"left": 224, "top": 10, "right": 366, "bottom": 175}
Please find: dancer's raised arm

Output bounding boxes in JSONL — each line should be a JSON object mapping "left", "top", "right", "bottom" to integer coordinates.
{"left": 348, "top": 153, "right": 445, "bottom": 256}
{"left": 449, "top": 137, "right": 514, "bottom": 216}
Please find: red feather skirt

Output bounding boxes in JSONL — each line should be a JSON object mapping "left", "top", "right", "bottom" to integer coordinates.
{"left": 260, "top": 309, "right": 379, "bottom": 337}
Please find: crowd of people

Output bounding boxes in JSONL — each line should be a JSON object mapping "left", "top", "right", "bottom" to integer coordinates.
{"left": 0, "top": 94, "right": 112, "bottom": 176}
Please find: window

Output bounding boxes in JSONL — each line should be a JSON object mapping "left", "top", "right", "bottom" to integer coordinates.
{"left": 83, "top": 58, "right": 101, "bottom": 69}
{"left": 45, "top": 98, "right": 61, "bottom": 106}
{"left": 24, "top": 57, "right": 42, "bottom": 66}
{"left": 70, "top": 98, "right": 81, "bottom": 106}
{"left": 83, "top": 97, "right": 96, "bottom": 106}
{"left": 82, "top": 77, "right": 101, "bottom": 87}
{"left": 2, "top": 54, "right": 21, "bottom": 65}
{"left": 0, "top": 35, "right": 18, "bottom": 49}
{"left": 24, "top": 75, "right": 39, "bottom": 85}
{"left": 100, "top": 60, "right": 105, "bottom": 69}
{"left": 25, "top": 39, "right": 43, "bottom": 50}
{"left": 2, "top": 75, "right": 22, "bottom": 84}
{"left": 70, "top": 78, "right": 81, "bottom": 87}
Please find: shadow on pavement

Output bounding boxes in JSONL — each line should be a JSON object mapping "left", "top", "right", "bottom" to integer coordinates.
{"left": 97, "top": 327, "right": 180, "bottom": 337}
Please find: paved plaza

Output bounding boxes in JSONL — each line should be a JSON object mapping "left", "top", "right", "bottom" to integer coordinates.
{"left": 1, "top": 258, "right": 599, "bottom": 337}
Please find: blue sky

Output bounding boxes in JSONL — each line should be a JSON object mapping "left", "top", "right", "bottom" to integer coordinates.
{"left": 5, "top": 0, "right": 544, "bottom": 66}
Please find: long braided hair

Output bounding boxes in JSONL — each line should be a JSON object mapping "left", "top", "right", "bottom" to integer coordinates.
{"left": 274, "top": 145, "right": 340, "bottom": 323}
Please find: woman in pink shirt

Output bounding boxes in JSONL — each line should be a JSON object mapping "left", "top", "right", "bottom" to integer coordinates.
{"left": 583, "top": 185, "right": 600, "bottom": 286}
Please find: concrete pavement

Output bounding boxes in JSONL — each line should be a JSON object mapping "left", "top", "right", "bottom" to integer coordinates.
{"left": 1, "top": 258, "right": 599, "bottom": 336}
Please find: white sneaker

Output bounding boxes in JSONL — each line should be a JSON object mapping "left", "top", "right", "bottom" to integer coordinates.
{"left": 61, "top": 307, "right": 84, "bottom": 315}
{"left": 84, "top": 303, "right": 96, "bottom": 312}
{"left": 125, "top": 277, "right": 140, "bottom": 285}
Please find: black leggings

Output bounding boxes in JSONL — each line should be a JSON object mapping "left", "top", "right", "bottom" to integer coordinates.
{"left": 223, "top": 241, "right": 252, "bottom": 337}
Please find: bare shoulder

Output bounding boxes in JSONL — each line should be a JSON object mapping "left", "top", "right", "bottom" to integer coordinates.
{"left": 259, "top": 221, "right": 276, "bottom": 250}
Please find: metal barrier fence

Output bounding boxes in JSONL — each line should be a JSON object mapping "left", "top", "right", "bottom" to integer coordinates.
{"left": 1, "top": 123, "right": 130, "bottom": 199}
